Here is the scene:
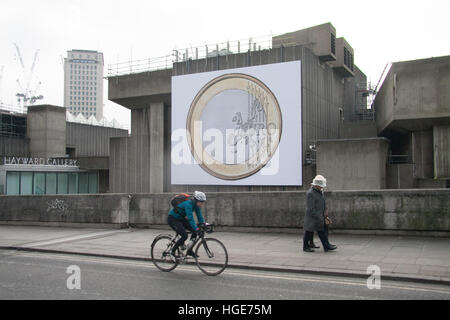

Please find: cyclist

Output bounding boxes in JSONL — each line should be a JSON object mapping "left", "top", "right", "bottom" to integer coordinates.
{"left": 168, "top": 191, "right": 206, "bottom": 260}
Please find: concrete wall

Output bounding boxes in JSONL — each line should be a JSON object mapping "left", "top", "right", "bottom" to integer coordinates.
{"left": 130, "top": 190, "right": 450, "bottom": 233}
{"left": 108, "top": 69, "right": 172, "bottom": 108}
{"left": 316, "top": 138, "right": 389, "bottom": 190}
{"left": 375, "top": 56, "right": 450, "bottom": 135}
{"left": 27, "top": 105, "right": 66, "bottom": 158}
{"left": 66, "top": 122, "right": 128, "bottom": 157}
{"left": 0, "top": 136, "right": 29, "bottom": 157}
{"left": 339, "top": 121, "right": 377, "bottom": 139}
{"left": 0, "top": 194, "right": 130, "bottom": 227}
{"left": 1, "top": 190, "right": 449, "bottom": 233}
{"left": 386, "top": 164, "right": 415, "bottom": 189}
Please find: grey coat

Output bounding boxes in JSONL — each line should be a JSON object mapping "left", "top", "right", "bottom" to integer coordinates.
{"left": 304, "top": 187, "right": 326, "bottom": 232}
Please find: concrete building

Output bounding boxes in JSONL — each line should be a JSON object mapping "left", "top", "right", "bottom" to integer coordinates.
{"left": 64, "top": 49, "right": 104, "bottom": 121}
{"left": 107, "top": 23, "right": 374, "bottom": 193}
{"left": 314, "top": 55, "right": 450, "bottom": 190}
{"left": 0, "top": 105, "right": 128, "bottom": 195}
{"left": 374, "top": 56, "right": 450, "bottom": 189}
{"left": 106, "top": 22, "right": 450, "bottom": 193}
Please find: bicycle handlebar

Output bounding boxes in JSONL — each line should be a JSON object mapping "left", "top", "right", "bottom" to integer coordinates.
{"left": 198, "top": 223, "right": 214, "bottom": 234}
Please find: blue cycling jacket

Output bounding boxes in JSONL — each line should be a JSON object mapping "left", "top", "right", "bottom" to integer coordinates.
{"left": 169, "top": 199, "right": 205, "bottom": 230}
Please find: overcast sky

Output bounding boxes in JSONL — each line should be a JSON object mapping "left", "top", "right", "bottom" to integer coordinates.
{"left": 1, "top": 0, "right": 450, "bottom": 129}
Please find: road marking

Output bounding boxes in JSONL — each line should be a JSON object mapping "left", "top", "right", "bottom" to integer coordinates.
{"left": 220, "top": 269, "right": 450, "bottom": 295}
{"left": 2, "top": 249, "right": 450, "bottom": 296}
{"left": 17, "top": 230, "right": 130, "bottom": 248}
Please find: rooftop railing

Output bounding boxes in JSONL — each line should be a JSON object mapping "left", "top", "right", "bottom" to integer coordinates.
{"left": 107, "top": 35, "right": 272, "bottom": 77}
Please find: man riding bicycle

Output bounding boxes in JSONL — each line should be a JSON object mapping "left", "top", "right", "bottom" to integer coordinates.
{"left": 168, "top": 191, "right": 206, "bottom": 260}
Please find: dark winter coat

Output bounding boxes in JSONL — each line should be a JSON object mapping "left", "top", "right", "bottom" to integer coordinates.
{"left": 303, "top": 187, "right": 326, "bottom": 232}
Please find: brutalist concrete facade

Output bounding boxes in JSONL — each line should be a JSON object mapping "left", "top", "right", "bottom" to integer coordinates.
{"left": 375, "top": 56, "right": 450, "bottom": 188}
{"left": 316, "top": 138, "right": 390, "bottom": 190}
{"left": 108, "top": 23, "right": 369, "bottom": 193}
{"left": 27, "top": 105, "right": 66, "bottom": 159}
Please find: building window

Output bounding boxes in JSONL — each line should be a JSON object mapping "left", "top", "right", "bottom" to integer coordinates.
{"left": 5, "top": 171, "right": 97, "bottom": 195}
{"left": 89, "top": 173, "right": 98, "bottom": 193}
{"left": 20, "top": 172, "right": 33, "bottom": 195}
{"left": 46, "top": 173, "right": 57, "bottom": 194}
{"left": 78, "top": 173, "right": 89, "bottom": 193}
{"left": 6, "top": 172, "right": 20, "bottom": 195}
{"left": 57, "top": 173, "right": 68, "bottom": 194}
{"left": 68, "top": 173, "right": 78, "bottom": 194}
{"left": 34, "top": 173, "right": 46, "bottom": 195}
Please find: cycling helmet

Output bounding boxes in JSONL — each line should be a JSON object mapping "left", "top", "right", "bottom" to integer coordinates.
{"left": 194, "top": 191, "right": 206, "bottom": 202}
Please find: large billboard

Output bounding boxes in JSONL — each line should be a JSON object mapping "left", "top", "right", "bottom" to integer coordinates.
{"left": 171, "top": 61, "right": 302, "bottom": 186}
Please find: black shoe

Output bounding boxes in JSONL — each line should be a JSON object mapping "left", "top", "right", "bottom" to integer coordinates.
{"left": 309, "top": 242, "right": 320, "bottom": 249}
{"left": 324, "top": 245, "right": 337, "bottom": 252}
{"left": 303, "top": 248, "right": 315, "bottom": 253}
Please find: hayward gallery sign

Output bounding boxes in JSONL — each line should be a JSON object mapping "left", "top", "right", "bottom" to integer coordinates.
{"left": 2, "top": 156, "right": 78, "bottom": 167}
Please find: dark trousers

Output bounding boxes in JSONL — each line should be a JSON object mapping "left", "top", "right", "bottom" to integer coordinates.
{"left": 303, "top": 224, "right": 330, "bottom": 250}
{"left": 168, "top": 215, "right": 196, "bottom": 253}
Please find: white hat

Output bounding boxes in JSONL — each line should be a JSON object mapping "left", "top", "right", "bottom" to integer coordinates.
{"left": 311, "top": 175, "right": 327, "bottom": 188}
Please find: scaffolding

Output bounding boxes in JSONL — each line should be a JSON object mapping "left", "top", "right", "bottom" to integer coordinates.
{"left": 354, "top": 83, "right": 376, "bottom": 121}
{"left": 0, "top": 109, "right": 27, "bottom": 138}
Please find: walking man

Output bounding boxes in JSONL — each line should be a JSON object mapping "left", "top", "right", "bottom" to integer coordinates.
{"left": 303, "top": 175, "right": 337, "bottom": 253}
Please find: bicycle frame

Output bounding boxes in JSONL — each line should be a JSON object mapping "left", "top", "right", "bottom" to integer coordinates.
{"left": 165, "top": 226, "right": 213, "bottom": 262}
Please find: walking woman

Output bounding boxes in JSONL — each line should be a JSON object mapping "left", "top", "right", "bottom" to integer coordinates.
{"left": 303, "top": 175, "right": 337, "bottom": 253}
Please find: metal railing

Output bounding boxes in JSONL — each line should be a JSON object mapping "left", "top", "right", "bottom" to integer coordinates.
{"left": 107, "top": 35, "right": 272, "bottom": 77}
{"left": 355, "top": 108, "right": 375, "bottom": 121}
{"left": 107, "top": 54, "right": 173, "bottom": 77}
{"left": 388, "top": 155, "right": 410, "bottom": 164}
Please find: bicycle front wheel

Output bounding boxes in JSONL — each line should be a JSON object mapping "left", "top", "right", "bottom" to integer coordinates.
{"left": 151, "top": 235, "right": 178, "bottom": 272}
{"left": 195, "top": 238, "right": 228, "bottom": 276}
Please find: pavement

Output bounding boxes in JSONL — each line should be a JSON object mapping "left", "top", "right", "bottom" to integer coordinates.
{"left": 0, "top": 225, "right": 449, "bottom": 285}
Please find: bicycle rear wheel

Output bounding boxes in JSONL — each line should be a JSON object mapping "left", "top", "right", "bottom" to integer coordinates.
{"left": 195, "top": 238, "right": 228, "bottom": 276}
{"left": 151, "top": 235, "right": 179, "bottom": 272}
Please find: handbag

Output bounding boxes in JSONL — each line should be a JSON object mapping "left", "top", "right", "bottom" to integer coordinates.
{"left": 325, "top": 216, "right": 332, "bottom": 225}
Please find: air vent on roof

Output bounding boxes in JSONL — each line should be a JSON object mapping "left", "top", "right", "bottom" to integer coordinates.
{"left": 331, "top": 37, "right": 355, "bottom": 78}
{"left": 331, "top": 33, "right": 336, "bottom": 55}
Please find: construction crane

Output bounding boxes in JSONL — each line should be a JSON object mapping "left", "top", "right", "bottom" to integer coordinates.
{"left": 14, "top": 43, "right": 43, "bottom": 112}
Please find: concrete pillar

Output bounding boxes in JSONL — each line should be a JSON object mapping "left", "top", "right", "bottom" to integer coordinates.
{"left": 128, "top": 102, "right": 165, "bottom": 194}
{"left": 26, "top": 105, "right": 66, "bottom": 158}
{"left": 109, "top": 136, "right": 129, "bottom": 193}
{"left": 434, "top": 125, "right": 450, "bottom": 179}
{"left": 148, "top": 102, "right": 165, "bottom": 193}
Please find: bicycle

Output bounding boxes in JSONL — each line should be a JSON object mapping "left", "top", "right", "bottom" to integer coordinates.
{"left": 150, "top": 223, "right": 228, "bottom": 276}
